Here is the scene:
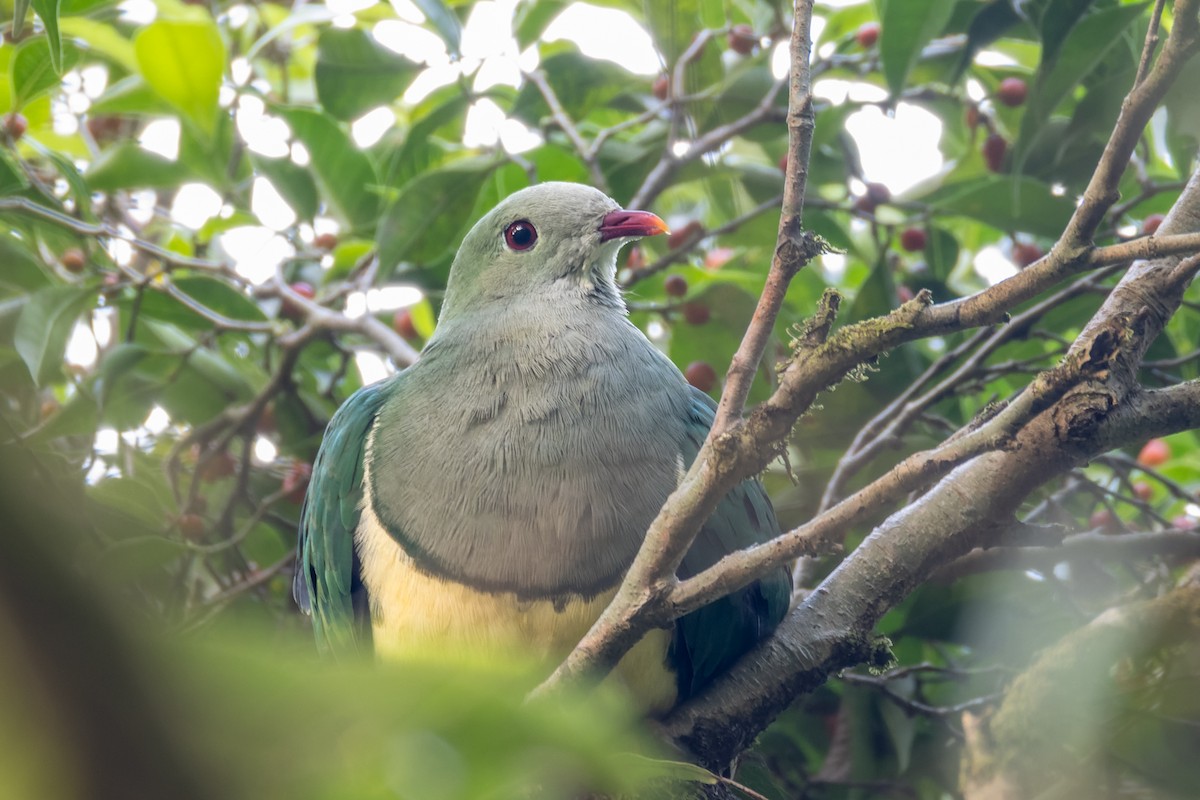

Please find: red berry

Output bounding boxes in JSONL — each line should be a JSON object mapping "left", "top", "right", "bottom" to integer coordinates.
{"left": 983, "top": 134, "right": 1007, "bottom": 172}
{"left": 899, "top": 228, "right": 927, "bottom": 253}
{"left": 4, "top": 113, "right": 27, "bottom": 141}
{"left": 200, "top": 450, "right": 237, "bottom": 482}
{"left": 684, "top": 361, "right": 718, "bottom": 392}
{"left": 664, "top": 274, "right": 688, "bottom": 297}
{"left": 652, "top": 75, "right": 669, "bottom": 101}
{"left": 283, "top": 282, "right": 315, "bottom": 320}
{"left": 61, "top": 248, "right": 86, "bottom": 273}
{"left": 855, "top": 22, "right": 880, "bottom": 48}
{"left": 965, "top": 105, "right": 980, "bottom": 130}
{"left": 667, "top": 220, "right": 704, "bottom": 250}
{"left": 1132, "top": 482, "right": 1154, "bottom": 501}
{"left": 86, "top": 115, "right": 125, "bottom": 143}
{"left": 728, "top": 24, "right": 757, "bottom": 55}
{"left": 314, "top": 232, "right": 339, "bottom": 250}
{"left": 393, "top": 308, "right": 419, "bottom": 341}
{"left": 1172, "top": 514, "right": 1197, "bottom": 530}
{"left": 1137, "top": 438, "right": 1170, "bottom": 467}
{"left": 1011, "top": 242, "right": 1042, "bottom": 268}
{"left": 854, "top": 195, "right": 878, "bottom": 214}
{"left": 896, "top": 285, "right": 915, "bottom": 303}
{"left": 1089, "top": 509, "right": 1114, "bottom": 529}
{"left": 681, "top": 302, "right": 710, "bottom": 325}
{"left": 996, "top": 77, "right": 1028, "bottom": 107}
{"left": 283, "top": 461, "right": 312, "bottom": 504}
{"left": 178, "top": 513, "right": 206, "bottom": 541}
{"left": 865, "top": 182, "right": 890, "bottom": 205}
{"left": 1142, "top": 214, "right": 1164, "bottom": 236}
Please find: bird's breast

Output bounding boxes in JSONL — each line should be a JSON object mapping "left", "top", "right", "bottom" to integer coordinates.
{"left": 367, "top": 318, "right": 692, "bottom": 598}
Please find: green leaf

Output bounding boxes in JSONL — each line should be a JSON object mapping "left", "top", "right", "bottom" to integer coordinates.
{"left": 1039, "top": 0, "right": 1097, "bottom": 69}
{"left": 12, "top": 38, "right": 80, "bottom": 110}
{"left": 30, "top": 0, "right": 63, "bottom": 73}
{"left": 315, "top": 27, "right": 419, "bottom": 121}
{"left": 926, "top": 176, "right": 1074, "bottom": 239}
{"left": 878, "top": 0, "right": 957, "bottom": 96}
{"left": 644, "top": 0, "right": 699, "bottom": 67}
{"left": 377, "top": 159, "right": 496, "bottom": 271}
{"left": 513, "top": 0, "right": 568, "bottom": 48}
{"left": 252, "top": 153, "right": 319, "bottom": 221}
{"left": 12, "top": 0, "right": 31, "bottom": 38}
{"left": 0, "top": 148, "right": 30, "bottom": 195}
{"left": 14, "top": 286, "right": 96, "bottom": 385}
{"left": 411, "top": 0, "right": 462, "bottom": 56}
{"left": 511, "top": 50, "right": 635, "bottom": 126}
{"left": 59, "top": 16, "right": 139, "bottom": 73}
{"left": 85, "top": 141, "right": 195, "bottom": 191}
{"left": 1018, "top": 3, "right": 1147, "bottom": 162}
{"left": 89, "top": 75, "right": 176, "bottom": 116}
{"left": 134, "top": 16, "right": 226, "bottom": 135}
{"left": 279, "top": 107, "right": 380, "bottom": 232}
{"left": 135, "top": 277, "right": 268, "bottom": 331}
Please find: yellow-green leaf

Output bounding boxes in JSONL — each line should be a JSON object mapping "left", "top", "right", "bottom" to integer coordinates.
{"left": 134, "top": 17, "right": 225, "bottom": 136}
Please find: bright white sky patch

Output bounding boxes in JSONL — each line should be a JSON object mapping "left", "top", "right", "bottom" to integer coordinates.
{"left": 117, "top": 0, "right": 155, "bottom": 23}
{"left": 355, "top": 351, "right": 394, "bottom": 385}
{"left": 253, "top": 436, "right": 278, "bottom": 464}
{"left": 237, "top": 95, "right": 291, "bottom": 157}
{"left": 975, "top": 245, "right": 1020, "bottom": 285}
{"left": 351, "top": 107, "right": 396, "bottom": 147}
{"left": 139, "top": 118, "right": 180, "bottom": 160}
{"left": 374, "top": 20, "right": 449, "bottom": 64}
{"left": 845, "top": 102, "right": 944, "bottom": 195}
{"left": 219, "top": 227, "right": 296, "bottom": 285}
{"left": 344, "top": 286, "right": 424, "bottom": 318}
{"left": 171, "top": 183, "right": 223, "bottom": 230}
{"left": 544, "top": 3, "right": 659, "bottom": 75}
{"left": 65, "top": 319, "right": 97, "bottom": 368}
{"left": 252, "top": 177, "right": 296, "bottom": 231}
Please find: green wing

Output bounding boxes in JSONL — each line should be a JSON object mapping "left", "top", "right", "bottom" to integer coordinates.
{"left": 671, "top": 387, "right": 792, "bottom": 698}
{"left": 293, "top": 378, "right": 393, "bottom": 655}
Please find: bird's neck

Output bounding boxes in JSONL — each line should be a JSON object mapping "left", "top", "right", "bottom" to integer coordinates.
{"left": 428, "top": 284, "right": 627, "bottom": 356}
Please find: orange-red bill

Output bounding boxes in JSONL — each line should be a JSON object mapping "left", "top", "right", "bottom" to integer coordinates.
{"left": 598, "top": 209, "right": 670, "bottom": 242}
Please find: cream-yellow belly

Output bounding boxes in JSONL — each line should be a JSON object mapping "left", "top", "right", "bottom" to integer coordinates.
{"left": 355, "top": 491, "right": 679, "bottom": 714}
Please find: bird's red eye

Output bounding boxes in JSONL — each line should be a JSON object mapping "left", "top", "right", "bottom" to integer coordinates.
{"left": 504, "top": 220, "right": 537, "bottom": 251}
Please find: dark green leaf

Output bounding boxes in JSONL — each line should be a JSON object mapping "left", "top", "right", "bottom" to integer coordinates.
{"left": 953, "top": 0, "right": 1021, "bottom": 81}
{"left": 14, "top": 285, "right": 96, "bottom": 385}
{"left": 926, "top": 176, "right": 1074, "bottom": 238}
{"left": 85, "top": 141, "right": 196, "bottom": 191}
{"left": 511, "top": 50, "right": 635, "bottom": 126}
{"left": 1018, "top": 3, "right": 1148, "bottom": 163}
{"left": 513, "top": 0, "right": 568, "bottom": 48}
{"left": 30, "top": 0, "right": 63, "bottom": 73}
{"left": 279, "top": 107, "right": 381, "bottom": 232}
{"left": 1039, "top": 0, "right": 1097, "bottom": 69}
{"left": 376, "top": 158, "right": 496, "bottom": 271}
{"left": 315, "top": 27, "right": 419, "bottom": 121}
{"left": 411, "top": 0, "right": 462, "bottom": 56}
{"left": 878, "top": 0, "right": 956, "bottom": 96}
{"left": 12, "top": 38, "right": 80, "bottom": 109}
{"left": 135, "top": 277, "right": 267, "bottom": 331}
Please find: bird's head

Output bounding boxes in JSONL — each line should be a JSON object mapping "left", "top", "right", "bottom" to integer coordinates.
{"left": 439, "top": 182, "right": 668, "bottom": 317}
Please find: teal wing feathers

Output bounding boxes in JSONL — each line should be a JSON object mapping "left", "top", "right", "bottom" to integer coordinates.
{"left": 293, "top": 378, "right": 392, "bottom": 655}
{"left": 672, "top": 386, "right": 792, "bottom": 698}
